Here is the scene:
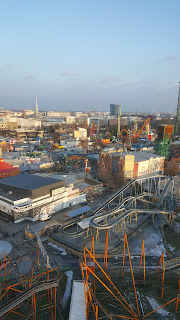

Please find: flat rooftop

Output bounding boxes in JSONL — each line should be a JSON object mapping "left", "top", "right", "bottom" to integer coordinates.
{"left": 0, "top": 173, "right": 64, "bottom": 190}
{"left": 110, "top": 151, "right": 164, "bottom": 162}
{"left": 0, "top": 174, "right": 65, "bottom": 199}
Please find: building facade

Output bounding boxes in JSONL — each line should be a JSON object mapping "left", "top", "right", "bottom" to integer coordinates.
{"left": 0, "top": 174, "right": 86, "bottom": 222}
{"left": 110, "top": 104, "right": 120, "bottom": 117}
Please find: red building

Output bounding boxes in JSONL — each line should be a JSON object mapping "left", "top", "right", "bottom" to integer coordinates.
{"left": 0, "top": 158, "right": 20, "bottom": 179}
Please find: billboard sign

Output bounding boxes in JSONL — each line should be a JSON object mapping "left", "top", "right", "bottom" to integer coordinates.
{"left": 125, "top": 155, "right": 135, "bottom": 179}
{"left": 138, "top": 160, "right": 149, "bottom": 177}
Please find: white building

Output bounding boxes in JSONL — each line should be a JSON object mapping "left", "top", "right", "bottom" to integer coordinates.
{"left": 74, "top": 128, "right": 87, "bottom": 139}
{"left": 0, "top": 118, "right": 41, "bottom": 129}
{"left": 0, "top": 174, "right": 86, "bottom": 223}
{"left": 47, "top": 111, "right": 71, "bottom": 118}
{"left": 65, "top": 116, "right": 76, "bottom": 124}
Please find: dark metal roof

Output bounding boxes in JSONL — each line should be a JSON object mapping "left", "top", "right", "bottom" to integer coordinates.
{"left": 0, "top": 173, "right": 64, "bottom": 190}
{"left": 67, "top": 205, "right": 91, "bottom": 218}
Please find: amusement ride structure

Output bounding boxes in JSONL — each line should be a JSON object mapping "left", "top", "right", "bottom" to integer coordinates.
{"left": 0, "top": 245, "right": 60, "bottom": 319}
{"left": 81, "top": 233, "right": 180, "bottom": 319}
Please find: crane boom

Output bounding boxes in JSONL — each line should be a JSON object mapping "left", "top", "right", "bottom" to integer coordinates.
{"left": 134, "top": 117, "right": 151, "bottom": 138}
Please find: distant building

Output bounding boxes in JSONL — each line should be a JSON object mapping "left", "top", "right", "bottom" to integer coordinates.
{"left": 23, "top": 109, "right": 35, "bottom": 116}
{"left": 0, "top": 118, "right": 41, "bottom": 130}
{"left": 47, "top": 111, "right": 71, "bottom": 118}
{"left": 65, "top": 116, "right": 76, "bottom": 124}
{"left": 74, "top": 128, "right": 87, "bottom": 139}
{"left": 109, "top": 118, "right": 118, "bottom": 126}
{"left": 110, "top": 104, "right": 120, "bottom": 117}
{"left": 77, "top": 115, "right": 90, "bottom": 126}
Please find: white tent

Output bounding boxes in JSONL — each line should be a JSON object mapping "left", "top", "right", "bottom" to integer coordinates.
{"left": 69, "top": 281, "right": 86, "bottom": 320}
{"left": 77, "top": 217, "right": 91, "bottom": 230}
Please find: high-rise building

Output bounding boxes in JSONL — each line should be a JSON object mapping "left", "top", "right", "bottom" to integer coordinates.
{"left": 110, "top": 104, "right": 120, "bottom": 117}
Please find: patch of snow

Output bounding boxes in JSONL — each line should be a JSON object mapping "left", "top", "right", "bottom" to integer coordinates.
{"left": 0, "top": 241, "right": 12, "bottom": 259}
{"left": 146, "top": 243, "right": 166, "bottom": 257}
{"left": 137, "top": 291, "right": 144, "bottom": 316}
{"left": 168, "top": 244, "right": 175, "bottom": 252}
{"left": 48, "top": 242, "right": 67, "bottom": 255}
{"left": 146, "top": 296, "right": 169, "bottom": 316}
{"left": 62, "top": 270, "right": 73, "bottom": 309}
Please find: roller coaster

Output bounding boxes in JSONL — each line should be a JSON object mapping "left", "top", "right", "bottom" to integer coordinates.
{"left": 46, "top": 174, "right": 176, "bottom": 256}
{"left": 81, "top": 234, "right": 180, "bottom": 320}
{"left": 0, "top": 247, "right": 60, "bottom": 319}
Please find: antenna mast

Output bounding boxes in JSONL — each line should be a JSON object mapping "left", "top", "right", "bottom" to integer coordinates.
{"left": 117, "top": 105, "right": 121, "bottom": 140}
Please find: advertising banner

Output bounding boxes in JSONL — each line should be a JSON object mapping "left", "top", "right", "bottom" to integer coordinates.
{"left": 138, "top": 160, "right": 149, "bottom": 177}
{"left": 125, "top": 155, "right": 135, "bottom": 179}
{"left": 152, "top": 158, "right": 160, "bottom": 173}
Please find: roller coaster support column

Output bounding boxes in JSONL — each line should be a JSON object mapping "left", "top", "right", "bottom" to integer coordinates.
{"left": 96, "top": 229, "right": 99, "bottom": 242}
{"left": 34, "top": 294, "right": 36, "bottom": 320}
{"left": 157, "top": 253, "right": 165, "bottom": 298}
{"left": 95, "top": 305, "right": 98, "bottom": 320}
{"left": 122, "top": 234, "right": 140, "bottom": 318}
{"left": 51, "top": 286, "right": 53, "bottom": 320}
{"left": 139, "top": 240, "right": 145, "bottom": 281}
{"left": 54, "top": 287, "right": 57, "bottom": 320}
{"left": 47, "top": 267, "right": 50, "bottom": 313}
{"left": 158, "top": 177, "right": 160, "bottom": 195}
{"left": 104, "top": 231, "right": 108, "bottom": 270}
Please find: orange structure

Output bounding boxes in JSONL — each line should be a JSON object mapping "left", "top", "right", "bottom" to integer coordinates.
{"left": 139, "top": 240, "right": 145, "bottom": 281}
{"left": 0, "top": 246, "right": 59, "bottom": 319}
{"left": 81, "top": 234, "right": 180, "bottom": 319}
{"left": 133, "top": 117, "right": 151, "bottom": 138}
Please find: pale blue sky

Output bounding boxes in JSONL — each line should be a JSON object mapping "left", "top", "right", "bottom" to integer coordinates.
{"left": 0, "top": 0, "right": 180, "bottom": 112}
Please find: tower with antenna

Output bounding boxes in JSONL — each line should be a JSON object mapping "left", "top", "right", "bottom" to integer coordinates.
{"left": 174, "top": 82, "right": 180, "bottom": 136}
{"left": 35, "top": 96, "right": 39, "bottom": 118}
{"left": 117, "top": 104, "right": 121, "bottom": 140}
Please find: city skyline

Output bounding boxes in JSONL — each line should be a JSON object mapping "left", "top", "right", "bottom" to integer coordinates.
{"left": 0, "top": 0, "right": 180, "bottom": 112}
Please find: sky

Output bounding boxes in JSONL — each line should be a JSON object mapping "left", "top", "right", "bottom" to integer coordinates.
{"left": 0, "top": 0, "right": 180, "bottom": 112}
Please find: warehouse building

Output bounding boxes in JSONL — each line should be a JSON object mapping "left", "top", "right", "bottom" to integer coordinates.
{"left": 0, "top": 173, "right": 86, "bottom": 222}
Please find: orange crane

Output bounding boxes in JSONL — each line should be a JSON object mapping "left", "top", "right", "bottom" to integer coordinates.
{"left": 133, "top": 117, "right": 151, "bottom": 138}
